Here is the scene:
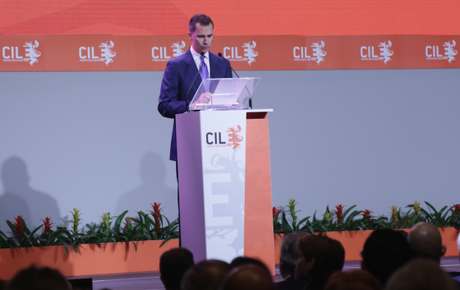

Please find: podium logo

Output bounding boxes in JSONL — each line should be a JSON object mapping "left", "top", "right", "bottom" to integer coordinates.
{"left": 2, "top": 40, "right": 41, "bottom": 66}
{"left": 152, "top": 41, "right": 186, "bottom": 62}
{"left": 426, "top": 40, "right": 458, "bottom": 63}
{"left": 293, "top": 41, "right": 327, "bottom": 64}
{"left": 361, "top": 40, "right": 394, "bottom": 64}
{"left": 205, "top": 125, "right": 244, "bottom": 150}
{"left": 223, "top": 41, "right": 258, "bottom": 65}
{"left": 79, "top": 40, "right": 116, "bottom": 66}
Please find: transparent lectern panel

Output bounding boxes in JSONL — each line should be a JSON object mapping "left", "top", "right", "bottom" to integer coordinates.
{"left": 189, "top": 77, "right": 260, "bottom": 111}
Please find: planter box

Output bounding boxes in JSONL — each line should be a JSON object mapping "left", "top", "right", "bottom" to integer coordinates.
{"left": 2, "top": 227, "right": 458, "bottom": 281}
{"left": 0, "top": 239, "right": 179, "bottom": 281}
{"left": 274, "top": 227, "right": 460, "bottom": 263}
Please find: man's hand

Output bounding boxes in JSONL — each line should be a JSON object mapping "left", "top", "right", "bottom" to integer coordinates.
{"left": 197, "top": 92, "right": 212, "bottom": 103}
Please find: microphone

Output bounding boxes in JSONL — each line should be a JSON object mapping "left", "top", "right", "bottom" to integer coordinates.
{"left": 186, "top": 52, "right": 205, "bottom": 112}
{"left": 218, "top": 52, "right": 240, "bottom": 78}
{"left": 218, "top": 52, "right": 252, "bottom": 109}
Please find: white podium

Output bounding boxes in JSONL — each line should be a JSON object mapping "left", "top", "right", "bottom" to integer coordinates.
{"left": 176, "top": 109, "right": 275, "bottom": 273}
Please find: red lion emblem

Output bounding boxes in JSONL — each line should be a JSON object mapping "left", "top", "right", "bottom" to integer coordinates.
{"left": 227, "top": 125, "right": 244, "bottom": 150}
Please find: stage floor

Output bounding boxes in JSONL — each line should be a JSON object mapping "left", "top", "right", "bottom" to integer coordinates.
{"left": 72, "top": 257, "right": 460, "bottom": 290}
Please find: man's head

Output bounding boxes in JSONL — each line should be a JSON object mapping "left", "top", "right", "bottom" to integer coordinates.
{"left": 295, "top": 235, "right": 345, "bottom": 284}
{"left": 221, "top": 264, "right": 274, "bottom": 290}
{"left": 159, "top": 247, "right": 195, "bottom": 290}
{"left": 279, "top": 231, "right": 310, "bottom": 278}
{"left": 324, "top": 270, "right": 382, "bottom": 290}
{"left": 8, "top": 266, "right": 71, "bottom": 290}
{"left": 408, "top": 222, "right": 446, "bottom": 264}
{"left": 361, "top": 229, "right": 411, "bottom": 286}
{"left": 188, "top": 14, "right": 214, "bottom": 54}
{"left": 181, "top": 259, "right": 231, "bottom": 290}
{"left": 384, "top": 259, "right": 456, "bottom": 290}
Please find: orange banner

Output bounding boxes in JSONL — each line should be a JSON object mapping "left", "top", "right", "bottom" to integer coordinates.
{"left": 1, "top": 35, "right": 459, "bottom": 71}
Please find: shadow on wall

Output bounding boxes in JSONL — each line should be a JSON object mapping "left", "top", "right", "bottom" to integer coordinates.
{"left": 0, "top": 156, "right": 61, "bottom": 234}
{"left": 115, "top": 151, "right": 177, "bottom": 221}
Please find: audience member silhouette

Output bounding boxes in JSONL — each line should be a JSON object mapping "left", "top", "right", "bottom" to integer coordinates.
{"left": 275, "top": 231, "right": 310, "bottom": 290}
{"left": 7, "top": 265, "right": 71, "bottom": 290}
{"left": 295, "top": 234, "right": 345, "bottom": 290}
{"left": 159, "top": 247, "right": 195, "bottom": 290}
{"left": 221, "top": 264, "right": 275, "bottom": 290}
{"left": 361, "top": 229, "right": 411, "bottom": 287}
{"left": 324, "top": 269, "right": 382, "bottom": 290}
{"left": 181, "top": 259, "right": 231, "bottom": 290}
{"left": 230, "top": 256, "right": 271, "bottom": 275}
{"left": 454, "top": 233, "right": 460, "bottom": 283}
{"left": 408, "top": 222, "right": 446, "bottom": 264}
{"left": 384, "top": 259, "right": 456, "bottom": 290}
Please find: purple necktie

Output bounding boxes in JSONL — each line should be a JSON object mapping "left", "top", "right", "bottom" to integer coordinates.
{"left": 200, "top": 55, "right": 209, "bottom": 92}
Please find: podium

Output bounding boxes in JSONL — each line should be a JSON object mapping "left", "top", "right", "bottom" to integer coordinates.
{"left": 176, "top": 105, "right": 275, "bottom": 273}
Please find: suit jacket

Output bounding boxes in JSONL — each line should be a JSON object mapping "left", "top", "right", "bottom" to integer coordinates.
{"left": 275, "top": 275, "right": 306, "bottom": 290}
{"left": 158, "top": 49, "right": 232, "bottom": 161}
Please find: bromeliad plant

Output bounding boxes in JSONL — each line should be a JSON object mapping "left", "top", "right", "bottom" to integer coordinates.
{"left": 0, "top": 203, "right": 179, "bottom": 253}
{"left": 272, "top": 200, "right": 460, "bottom": 234}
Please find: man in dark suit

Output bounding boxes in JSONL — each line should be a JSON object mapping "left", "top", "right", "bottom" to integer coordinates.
{"left": 158, "top": 14, "right": 233, "bottom": 162}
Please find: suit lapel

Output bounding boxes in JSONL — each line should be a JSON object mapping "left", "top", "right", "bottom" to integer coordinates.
{"left": 182, "top": 49, "right": 202, "bottom": 94}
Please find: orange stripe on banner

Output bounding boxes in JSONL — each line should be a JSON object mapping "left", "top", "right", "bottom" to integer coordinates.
{"left": 0, "top": 35, "right": 459, "bottom": 71}
{"left": 244, "top": 112, "right": 275, "bottom": 275}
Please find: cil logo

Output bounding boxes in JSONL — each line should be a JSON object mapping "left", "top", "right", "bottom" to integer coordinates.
{"left": 293, "top": 41, "right": 327, "bottom": 65}
{"left": 426, "top": 40, "right": 457, "bottom": 63}
{"left": 223, "top": 41, "right": 258, "bottom": 65}
{"left": 79, "top": 40, "right": 116, "bottom": 66}
{"left": 205, "top": 125, "right": 244, "bottom": 150}
{"left": 360, "top": 40, "right": 394, "bottom": 64}
{"left": 152, "top": 41, "right": 186, "bottom": 62}
{"left": 2, "top": 40, "right": 41, "bottom": 66}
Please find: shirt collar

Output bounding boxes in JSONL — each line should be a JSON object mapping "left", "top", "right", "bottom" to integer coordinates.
{"left": 190, "top": 46, "right": 209, "bottom": 60}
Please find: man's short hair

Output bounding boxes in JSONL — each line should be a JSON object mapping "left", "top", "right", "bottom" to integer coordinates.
{"left": 385, "top": 259, "right": 456, "bottom": 290}
{"left": 298, "top": 235, "right": 345, "bottom": 282}
{"left": 8, "top": 266, "right": 71, "bottom": 290}
{"left": 159, "top": 247, "right": 195, "bottom": 290}
{"left": 361, "top": 229, "right": 411, "bottom": 286}
{"left": 181, "top": 259, "right": 231, "bottom": 290}
{"left": 189, "top": 14, "right": 214, "bottom": 33}
{"left": 280, "top": 231, "right": 310, "bottom": 275}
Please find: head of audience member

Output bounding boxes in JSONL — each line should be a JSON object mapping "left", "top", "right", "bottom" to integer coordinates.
{"left": 408, "top": 222, "right": 446, "bottom": 264}
{"left": 7, "top": 265, "right": 71, "bottom": 290}
{"left": 188, "top": 14, "right": 214, "bottom": 54}
{"left": 361, "top": 229, "right": 411, "bottom": 286}
{"left": 230, "top": 256, "right": 271, "bottom": 275}
{"left": 384, "top": 259, "right": 456, "bottom": 290}
{"left": 181, "top": 259, "right": 231, "bottom": 290}
{"left": 457, "top": 231, "right": 460, "bottom": 262}
{"left": 295, "top": 234, "right": 345, "bottom": 288}
{"left": 0, "top": 280, "right": 6, "bottom": 290}
{"left": 279, "top": 231, "right": 311, "bottom": 279}
{"left": 159, "top": 247, "right": 195, "bottom": 290}
{"left": 221, "top": 264, "right": 275, "bottom": 290}
{"left": 324, "top": 270, "right": 383, "bottom": 290}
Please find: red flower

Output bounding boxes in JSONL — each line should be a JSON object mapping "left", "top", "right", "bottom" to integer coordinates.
{"left": 41, "top": 217, "right": 53, "bottom": 233}
{"left": 123, "top": 217, "right": 133, "bottom": 232}
{"left": 13, "top": 216, "right": 24, "bottom": 239}
{"left": 333, "top": 204, "right": 345, "bottom": 224}
{"left": 454, "top": 204, "right": 460, "bottom": 213}
{"left": 151, "top": 202, "right": 162, "bottom": 233}
{"left": 361, "top": 209, "right": 373, "bottom": 222}
{"left": 272, "top": 207, "right": 281, "bottom": 218}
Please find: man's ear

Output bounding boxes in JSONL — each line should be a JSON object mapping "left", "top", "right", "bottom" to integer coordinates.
{"left": 187, "top": 31, "right": 192, "bottom": 40}
{"left": 306, "top": 257, "right": 315, "bottom": 270}
{"left": 441, "top": 244, "right": 447, "bottom": 257}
